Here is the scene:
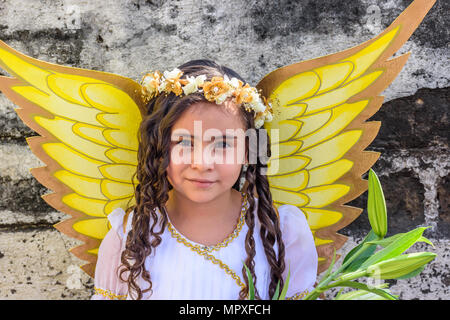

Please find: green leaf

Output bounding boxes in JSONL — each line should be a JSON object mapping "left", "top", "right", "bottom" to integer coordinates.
{"left": 334, "top": 289, "right": 392, "bottom": 300}
{"left": 417, "top": 236, "right": 434, "bottom": 248}
{"left": 272, "top": 280, "right": 281, "bottom": 300}
{"left": 344, "top": 244, "right": 378, "bottom": 273}
{"left": 359, "top": 227, "right": 431, "bottom": 270}
{"left": 367, "top": 232, "right": 433, "bottom": 248}
{"left": 334, "top": 288, "right": 345, "bottom": 300}
{"left": 243, "top": 262, "right": 255, "bottom": 300}
{"left": 278, "top": 264, "right": 291, "bottom": 300}
{"left": 366, "top": 252, "right": 436, "bottom": 280}
{"left": 329, "top": 281, "right": 398, "bottom": 300}
{"left": 366, "top": 233, "right": 404, "bottom": 247}
{"left": 367, "top": 169, "right": 388, "bottom": 239}
{"left": 342, "top": 230, "right": 378, "bottom": 272}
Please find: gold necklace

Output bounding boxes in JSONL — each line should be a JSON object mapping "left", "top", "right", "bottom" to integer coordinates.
{"left": 166, "top": 192, "right": 249, "bottom": 294}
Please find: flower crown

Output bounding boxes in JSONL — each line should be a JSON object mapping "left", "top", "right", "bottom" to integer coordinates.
{"left": 140, "top": 68, "right": 273, "bottom": 128}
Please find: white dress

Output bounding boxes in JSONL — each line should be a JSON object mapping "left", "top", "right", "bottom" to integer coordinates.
{"left": 91, "top": 197, "right": 318, "bottom": 300}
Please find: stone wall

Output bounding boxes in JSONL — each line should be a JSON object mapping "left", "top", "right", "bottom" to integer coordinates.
{"left": 0, "top": 0, "right": 448, "bottom": 300}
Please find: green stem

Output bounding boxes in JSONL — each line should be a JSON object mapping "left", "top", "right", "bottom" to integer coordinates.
{"left": 320, "top": 270, "right": 368, "bottom": 291}
{"left": 302, "top": 243, "right": 371, "bottom": 300}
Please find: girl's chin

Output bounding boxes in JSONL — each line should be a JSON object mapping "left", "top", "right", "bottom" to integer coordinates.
{"left": 180, "top": 185, "right": 225, "bottom": 201}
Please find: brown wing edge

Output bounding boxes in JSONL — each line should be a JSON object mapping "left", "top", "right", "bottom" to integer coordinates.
{"left": 0, "top": 40, "right": 147, "bottom": 278}
{"left": 256, "top": 0, "right": 436, "bottom": 273}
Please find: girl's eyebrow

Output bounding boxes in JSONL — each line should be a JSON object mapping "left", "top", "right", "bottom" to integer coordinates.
{"left": 172, "top": 133, "right": 238, "bottom": 141}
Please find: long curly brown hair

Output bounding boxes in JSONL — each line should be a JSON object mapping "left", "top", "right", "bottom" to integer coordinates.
{"left": 118, "top": 59, "right": 286, "bottom": 300}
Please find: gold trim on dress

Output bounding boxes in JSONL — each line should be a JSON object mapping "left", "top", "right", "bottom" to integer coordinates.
{"left": 286, "top": 289, "right": 309, "bottom": 300}
{"left": 94, "top": 287, "right": 127, "bottom": 300}
{"left": 167, "top": 192, "right": 248, "bottom": 252}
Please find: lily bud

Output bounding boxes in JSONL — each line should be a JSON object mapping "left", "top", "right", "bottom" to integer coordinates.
{"left": 335, "top": 290, "right": 392, "bottom": 300}
{"left": 366, "top": 252, "right": 436, "bottom": 280}
{"left": 367, "top": 169, "right": 387, "bottom": 239}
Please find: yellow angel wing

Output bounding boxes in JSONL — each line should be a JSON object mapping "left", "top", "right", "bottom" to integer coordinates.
{"left": 256, "top": 0, "right": 436, "bottom": 273}
{"left": 0, "top": 40, "right": 146, "bottom": 277}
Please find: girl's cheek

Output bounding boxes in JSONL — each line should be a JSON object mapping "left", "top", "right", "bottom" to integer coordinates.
{"left": 217, "top": 163, "right": 242, "bottom": 181}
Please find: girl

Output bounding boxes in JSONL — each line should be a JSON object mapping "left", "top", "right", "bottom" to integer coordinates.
{"left": 91, "top": 60, "right": 318, "bottom": 300}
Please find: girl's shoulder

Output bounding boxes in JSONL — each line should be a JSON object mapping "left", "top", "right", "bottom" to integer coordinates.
{"left": 253, "top": 197, "right": 309, "bottom": 234}
{"left": 275, "top": 204, "right": 311, "bottom": 244}
{"left": 107, "top": 207, "right": 134, "bottom": 239}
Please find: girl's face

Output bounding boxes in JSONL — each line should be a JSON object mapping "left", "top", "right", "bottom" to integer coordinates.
{"left": 167, "top": 100, "right": 248, "bottom": 203}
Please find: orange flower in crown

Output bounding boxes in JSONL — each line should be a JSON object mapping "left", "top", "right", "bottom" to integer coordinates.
{"left": 234, "top": 83, "right": 254, "bottom": 105}
{"left": 202, "top": 76, "right": 231, "bottom": 102}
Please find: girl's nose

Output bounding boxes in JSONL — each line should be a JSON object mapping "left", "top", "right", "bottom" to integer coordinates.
{"left": 191, "top": 142, "right": 215, "bottom": 170}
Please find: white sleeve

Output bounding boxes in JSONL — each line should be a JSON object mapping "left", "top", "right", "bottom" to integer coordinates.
{"left": 279, "top": 204, "right": 318, "bottom": 299}
{"left": 91, "top": 208, "right": 131, "bottom": 300}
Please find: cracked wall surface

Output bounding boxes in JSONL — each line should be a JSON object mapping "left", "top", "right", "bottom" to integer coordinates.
{"left": 0, "top": 0, "right": 448, "bottom": 299}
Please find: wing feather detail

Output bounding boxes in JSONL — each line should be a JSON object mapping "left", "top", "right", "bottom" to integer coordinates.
{"left": 257, "top": 0, "right": 436, "bottom": 273}
{"left": 0, "top": 39, "right": 145, "bottom": 277}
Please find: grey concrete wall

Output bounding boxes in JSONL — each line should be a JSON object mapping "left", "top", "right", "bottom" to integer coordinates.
{"left": 0, "top": 0, "right": 448, "bottom": 300}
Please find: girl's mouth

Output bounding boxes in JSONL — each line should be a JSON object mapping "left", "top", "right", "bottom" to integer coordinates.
{"left": 187, "top": 179, "right": 216, "bottom": 188}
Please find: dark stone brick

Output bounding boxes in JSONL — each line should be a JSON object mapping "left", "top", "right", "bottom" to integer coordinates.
{"left": 0, "top": 28, "right": 85, "bottom": 66}
{"left": 248, "top": 0, "right": 447, "bottom": 49}
{"left": 144, "top": 0, "right": 165, "bottom": 8}
{"left": 371, "top": 87, "right": 449, "bottom": 151}
{"left": 400, "top": 0, "right": 449, "bottom": 49}
{"left": 341, "top": 169, "right": 425, "bottom": 239}
{"left": 249, "top": 0, "right": 366, "bottom": 41}
{"left": 0, "top": 103, "right": 36, "bottom": 145}
{"left": 0, "top": 176, "right": 52, "bottom": 214}
{"left": 437, "top": 174, "right": 450, "bottom": 237}
{"left": 150, "top": 22, "right": 177, "bottom": 35}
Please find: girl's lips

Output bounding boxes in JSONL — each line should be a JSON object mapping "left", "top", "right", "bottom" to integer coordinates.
{"left": 187, "top": 179, "right": 216, "bottom": 188}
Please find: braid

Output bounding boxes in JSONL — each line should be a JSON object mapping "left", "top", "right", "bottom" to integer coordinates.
{"left": 255, "top": 167, "right": 286, "bottom": 298}
{"left": 238, "top": 164, "right": 260, "bottom": 300}
{"left": 238, "top": 163, "right": 286, "bottom": 299}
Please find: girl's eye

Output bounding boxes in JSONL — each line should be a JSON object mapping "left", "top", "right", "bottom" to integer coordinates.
{"left": 178, "top": 139, "right": 193, "bottom": 147}
{"left": 215, "top": 141, "right": 231, "bottom": 149}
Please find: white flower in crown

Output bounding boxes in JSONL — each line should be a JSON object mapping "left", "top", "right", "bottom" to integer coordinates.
{"left": 157, "top": 78, "right": 167, "bottom": 92}
{"left": 264, "top": 111, "right": 273, "bottom": 122}
{"left": 157, "top": 68, "right": 184, "bottom": 94}
{"left": 222, "top": 74, "right": 241, "bottom": 89}
{"left": 254, "top": 117, "right": 265, "bottom": 129}
{"left": 215, "top": 91, "right": 234, "bottom": 104}
{"left": 141, "top": 71, "right": 163, "bottom": 96}
{"left": 247, "top": 90, "right": 266, "bottom": 113}
{"left": 183, "top": 74, "right": 207, "bottom": 95}
{"left": 164, "top": 68, "right": 183, "bottom": 80}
